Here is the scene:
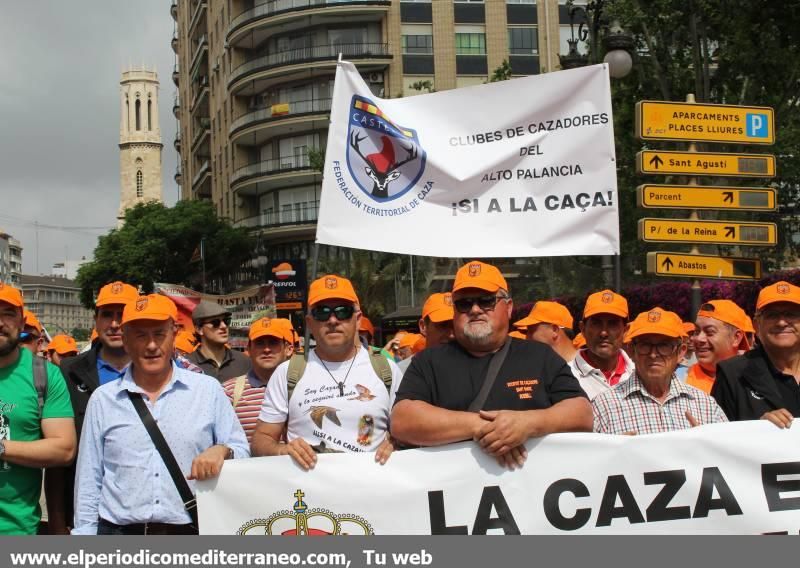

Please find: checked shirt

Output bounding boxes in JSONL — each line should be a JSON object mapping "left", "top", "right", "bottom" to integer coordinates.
{"left": 592, "top": 373, "right": 728, "bottom": 435}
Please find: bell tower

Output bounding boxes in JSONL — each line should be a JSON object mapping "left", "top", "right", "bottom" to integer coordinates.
{"left": 118, "top": 66, "right": 163, "bottom": 224}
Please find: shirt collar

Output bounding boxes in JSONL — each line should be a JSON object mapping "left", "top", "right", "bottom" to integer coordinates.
{"left": 622, "top": 372, "right": 696, "bottom": 402}
{"left": 114, "top": 362, "right": 191, "bottom": 397}
{"left": 574, "top": 348, "right": 633, "bottom": 377}
{"left": 194, "top": 346, "right": 233, "bottom": 366}
{"left": 97, "top": 354, "right": 129, "bottom": 373}
{"left": 247, "top": 370, "right": 267, "bottom": 388}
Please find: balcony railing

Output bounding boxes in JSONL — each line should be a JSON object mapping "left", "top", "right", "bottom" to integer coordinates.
{"left": 188, "top": 0, "right": 207, "bottom": 35}
{"left": 229, "top": 43, "right": 390, "bottom": 86}
{"left": 173, "top": 95, "right": 180, "bottom": 117}
{"left": 172, "top": 64, "right": 180, "bottom": 86}
{"left": 231, "top": 97, "right": 332, "bottom": 134}
{"left": 192, "top": 160, "right": 210, "bottom": 187}
{"left": 234, "top": 201, "right": 319, "bottom": 229}
{"left": 171, "top": 0, "right": 178, "bottom": 19}
{"left": 231, "top": 154, "right": 313, "bottom": 186}
{"left": 230, "top": 0, "right": 389, "bottom": 33}
{"left": 190, "top": 34, "right": 208, "bottom": 71}
{"left": 191, "top": 118, "right": 211, "bottom": 147}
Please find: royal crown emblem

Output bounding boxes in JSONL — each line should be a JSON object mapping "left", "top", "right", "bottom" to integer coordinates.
{"left": 777, "top": 283, "right": 790, "bottom": 295}
{"left": 647, "top": 310, "right": 661, "bottom": 322}
{"left": 325, "top": 277, "right": 338, "bottom": 290}
{"left": 111, "top": 282, "right": 123, "bottom": 294}
{"left": 601, "top": 292, "right": 614, "bottom": 304}
{"left": 468, "top": 264, "right": 482, "bottom": 277}
{"left": 237, "top": 490, "right": 374, "bottom": 536}
{"left": 135, "top": 298, "right": 148, "bottom": 312}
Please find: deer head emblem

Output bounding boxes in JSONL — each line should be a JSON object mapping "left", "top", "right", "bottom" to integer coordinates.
{"left": 350, "top": 130, "right": 418, "bottom": 199}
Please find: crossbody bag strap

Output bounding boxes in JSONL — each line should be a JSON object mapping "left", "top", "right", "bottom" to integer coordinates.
{"left": 467, "top": 337, "right": 512, "bottom": 413}
{"left": 126, "top": 391, "right": 198, "bottom": 527}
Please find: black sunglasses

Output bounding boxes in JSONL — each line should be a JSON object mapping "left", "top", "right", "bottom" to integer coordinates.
{"left": 453, "top": 294, "right": 506, "bottom": 314}
{"left": 204, "top": 316, "right": 231, "bottom": 328}
{"left": 19, "top": 332, "right": 35, "bottom": 342}
{"left": 310, "top": 305, "right": 355, "bottom": 322}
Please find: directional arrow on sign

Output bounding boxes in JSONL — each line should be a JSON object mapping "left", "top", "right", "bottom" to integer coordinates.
{"left": 725, "top": 226, "right": 736, "bottom": 238}
{"left": 649, "top": 155, "right": 664, "bottom": 169}
{"left": 723, "top": 191, "right": 734, "bottom": 203}
{"left": 661, "top": 257, "right": 674, "bottom": 271}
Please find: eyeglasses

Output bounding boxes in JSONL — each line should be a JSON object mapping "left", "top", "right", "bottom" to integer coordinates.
{"left": 453, "top": 294, "right": 508, "bottom": 314}
{"left": 203, "top": 316, "right": 232, "bottom": 328}
{"left": 758, "top": 309, "right": 800, "bottom": 323}
{"left": 310, "top": 305, "right": 355, "bottom": 322}
{"left": 632, "top": 341, "right": 680, "bottom": 356}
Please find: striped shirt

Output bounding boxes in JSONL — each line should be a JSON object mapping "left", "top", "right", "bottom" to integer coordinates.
{"left": 223, "top": 372, "right": 269, "bottom": 442}
{"left": 592, "top": 373, "right": 728, "bottom": 435}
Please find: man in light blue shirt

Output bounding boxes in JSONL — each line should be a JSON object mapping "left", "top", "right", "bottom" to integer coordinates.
{"left": 73, "top": 294, "right": 249, "bottom": 535}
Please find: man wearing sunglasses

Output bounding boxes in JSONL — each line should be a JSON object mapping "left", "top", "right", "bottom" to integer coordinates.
{"left": 593, "top": 307, "right": 727, "bottom": 434}
{"left": 686, "top": 300, "right": 749, "bottom": 394}
{"left": 568, "top": 289, "right": 635, "bottom": 400}
{"left": 186, "top": 301, "right": 250, "bottom": 382}
{"left": 391, "top": 261, "right": 591, "bottom": 469}
{"left": 713, "top": 281, "right": 800, "bottom": 427}
{"left": 252, "top": 275, "right": 403, "bottom": 470}
{"left": 0, "top": 284, "right": 76, "bottom": 535}
{"left": 50, "top": 280, "right": 139, "bottom": 534}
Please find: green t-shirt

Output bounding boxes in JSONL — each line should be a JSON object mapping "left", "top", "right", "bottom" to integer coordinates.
{"left": 0, "top": 348, "right": 74, "bottom": 535}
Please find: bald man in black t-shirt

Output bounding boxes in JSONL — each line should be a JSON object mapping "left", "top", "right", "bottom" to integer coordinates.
{"left": 391, "top": 261, "right": 591, "bottom": 469}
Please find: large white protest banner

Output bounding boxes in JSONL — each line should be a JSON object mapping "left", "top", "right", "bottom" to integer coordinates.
{"left": 315, "top": 61, "right": 619, "bottom": 257}
{"left": 198, "top": 421, "right": 800, "bottom": 535}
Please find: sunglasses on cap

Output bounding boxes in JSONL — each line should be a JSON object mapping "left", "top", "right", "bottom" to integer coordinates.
{"left": 310, "top": 305, "right": 355, "bottom": 322}
{"left": 203, "top": 316, "right": 232, "bottom": 328}
{"left": 19, "top": 332, "right": 39, "bottom": 343}
{"left": 453, "top": 294, "right": 507, "bottom": 314}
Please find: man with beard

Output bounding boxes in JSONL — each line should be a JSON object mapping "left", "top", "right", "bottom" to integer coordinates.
{"left": 224, "top": 318, "right": 295, "bottom": 441}
{"left": 391, "top": 261, "right": 590, "bottom": 469}
{"left": 0, "top": 284, "right": 76, "bottom": 535}
{"left": 568, "top": 290, "right": 635, "bottom": 400}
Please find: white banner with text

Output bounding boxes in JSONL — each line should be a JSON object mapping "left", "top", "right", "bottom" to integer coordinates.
{"left": 316, "top": 61, "right": 619, "bottom": 257}
{"left": 198, "top": 420, "right": 800, "bottom": 535}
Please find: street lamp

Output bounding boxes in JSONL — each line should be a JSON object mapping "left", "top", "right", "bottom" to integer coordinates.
{"left": 559, "top": 1, "right": 634, "bottom": 291}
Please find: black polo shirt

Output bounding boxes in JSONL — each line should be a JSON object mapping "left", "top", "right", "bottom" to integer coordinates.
{"left": 395, "top": 338, "right": 586, "bottom": 411}
{"left": 769, "top": 361, "right": 800, "bottom": 416}
{"left": 185, "top": 347, "right": 251, "bottom": 382}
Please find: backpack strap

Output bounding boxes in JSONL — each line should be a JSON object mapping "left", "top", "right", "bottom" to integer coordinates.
{"left": 231, "top": 374, "right": 248, "bottom": 408}
{"left": 32, "top": 356, "right": 48, "bottom": 419}
{"left": 286, "top": 354, "right": 307, "bottom": 402}
{"left": 368, "top": 348, "right": 393, "bottom": 394}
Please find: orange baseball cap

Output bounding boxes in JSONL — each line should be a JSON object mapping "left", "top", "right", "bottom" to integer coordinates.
{"left": 0, "top": 283, "right": 23, "bottom": 308}
{"left": 514, "top": 301, "right": 573, "bottom": 329}
{"left": 572, "top": 332, "right": 587, "bottom": 349}
{"left": 308, "top": 274, "right": 359, "bottom": 308}
{"left": 47, "top": 335, "right": 78, "bottom": 355}
{"left": 249, "top": 317, "right": 295, "bottom": 344}
{"left": 412, "top": 335, "right": 426, "bottom": 353}
{"left": 90, "top": 328, "right": 99, "bottom": 343}
{"left": 398, "top": 332, "right": 424, "bottom": 350}
{"left": 508, "top": 330, "right": 526, "bottom": 340}
{"left": 743, "top": 315, "right": 755, "bottom": 334}
{"left": 452, "top": 261, "right": 508, "bottom": 294}
{"left": 122, "top": 294, "right": 178, "bottom": 325}
{"left": 583, "top": 289, "right": 628, "bottom": 319}
{"left": 359, "top": 316, "right": 375, "bottom": 337}
{"left": 626, "top": 307, "right": 684, "bottom": 342}
{"left": 23, "top": 310, "right": 43, "bottom": 333}
{"left": 174, "top": 329, "right": 198, "bottom": 353}
{"left": 96, "top": 281, "right": 139, "bottom": 308}
{"left": 422, "top": 293, "right": 454, "bottom": 323}
{"left": 682, "top": 321, "right": 697, "bottom": 335}
{"left": 756, "top": 281, "right": 800, "bottom": 311}
{"left": 697, "top": 300, "right": 749, "bottom": 332}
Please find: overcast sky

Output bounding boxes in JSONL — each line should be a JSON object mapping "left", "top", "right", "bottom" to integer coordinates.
{"left": 0, "top": 1, "right": 177, "bottom": 275}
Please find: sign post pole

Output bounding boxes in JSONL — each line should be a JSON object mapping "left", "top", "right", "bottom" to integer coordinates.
{"left": 685, "top": 94, "right": 703, "bottom": 320}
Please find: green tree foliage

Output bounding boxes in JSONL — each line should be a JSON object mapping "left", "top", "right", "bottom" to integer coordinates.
{"left": 488, "top": 59, "right": 513, "bottom": 82}
{"left": 409, "top": 80, "right": 435, "bottom": 93}
{"left": 76, "top": 201, "right": 253, "bottom": 308}
{"left": 70, "top": 327, "right": 90, "bottom": 342}
{"left": 605, "top": 0, "right": 800, "bottom": 282}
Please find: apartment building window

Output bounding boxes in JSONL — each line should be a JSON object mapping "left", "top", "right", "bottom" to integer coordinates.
{"left": 455, "top": 1, "right": 485, "bottom": 3}
{"left": 507, "top": 0, "right": 535, "bottom": 4}
{"left": 136, "top": 170, "right": 144, "bottom": 197}
{"left": 455, "top": 26, "right": 486, "bottom": 55}
{"left": 509, "top": 27, "right": 538, "bottom": 55}
{"left": 402, "top": 24, "right": 433, "bottom": 54}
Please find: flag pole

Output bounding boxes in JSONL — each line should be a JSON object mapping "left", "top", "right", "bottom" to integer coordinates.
{"left": 304, "top": 243, "right": 320, "bottom": 361}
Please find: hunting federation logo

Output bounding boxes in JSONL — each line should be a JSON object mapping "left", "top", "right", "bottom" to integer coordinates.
{"left": 346, "top": 95, "right": 428, "bottom": 206}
